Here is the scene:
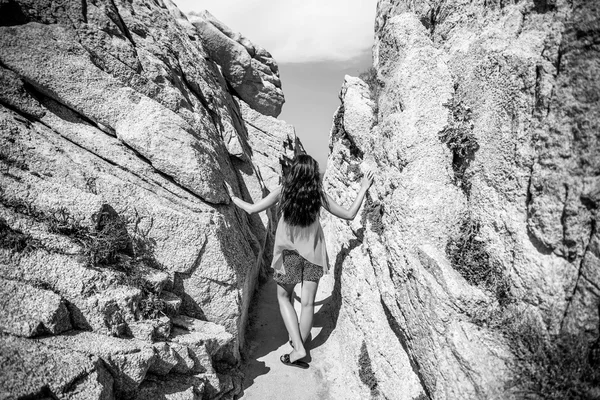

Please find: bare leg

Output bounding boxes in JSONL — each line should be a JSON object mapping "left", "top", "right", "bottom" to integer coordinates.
{"left": 299, "top": 280, "right": 319, "bottom": 343}
{"left": 277, "top": 283, "right": 306, "bottom": 362}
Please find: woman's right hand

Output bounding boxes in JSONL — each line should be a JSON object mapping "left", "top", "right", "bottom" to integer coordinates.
{"left": 361, "top": 169, "right": 374, "bottom": 190}
{"left": 223, "top": 181, "right": 236, "bottom": 200}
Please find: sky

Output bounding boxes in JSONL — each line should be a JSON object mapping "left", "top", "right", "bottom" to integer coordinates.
{"left": 173, "top": 0, "right": 377, "bottom": 170}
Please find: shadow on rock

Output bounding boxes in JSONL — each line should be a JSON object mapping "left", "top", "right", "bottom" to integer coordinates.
{"left": 311, "top": 230, "right": 364, "bottom": 351}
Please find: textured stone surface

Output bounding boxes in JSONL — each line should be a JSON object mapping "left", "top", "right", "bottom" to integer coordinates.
{"left": 0, "top": 278, "right": 71, "bottom": 337}
{"left": 0, "top": 333, "right": 114, "bottom": 399}
{"left": 0, "top": 0, "right": 297, "bottom": 398}
{"left": 0, "top": 22, "right": 228, "bottom": 205}
{"left": 129, "top": 316, "right": 172, "bottom": 342}
{"left": 189, "top": 11, "right": 285, "bottom": 117}
{"left": 172, "top": 316, "right": 235, "bottom": 362}
{"left": 35, "top": 328, "right": 234, "bottom": 397}
{"left": 322, "top": 0, "right": 599, "bottom": 398}
{"left": 0, "top": 237, "right": 139, "bottom": 336}
{"left": 40, "top": 331, "right": 157, "bottom": 394}
{"left": 134, "top": 376, "right": 201, "bottom": 400}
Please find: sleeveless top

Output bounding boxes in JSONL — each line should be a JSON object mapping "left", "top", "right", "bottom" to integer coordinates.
{"left": 271, "top": 214, "right": 329, "bottom": 275}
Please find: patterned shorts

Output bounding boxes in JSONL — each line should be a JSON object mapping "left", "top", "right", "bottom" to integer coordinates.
{"left": 273, "top": 250, "right": 324, "bottom": 286}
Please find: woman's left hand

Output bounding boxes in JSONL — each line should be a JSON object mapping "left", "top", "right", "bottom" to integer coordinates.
{"left": 361, "top": 169, "right": 374, "bottom": 190}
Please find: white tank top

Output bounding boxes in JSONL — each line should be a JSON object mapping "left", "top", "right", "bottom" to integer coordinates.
{"left": 270, "top": 214, "right": 329, "bottom": 275}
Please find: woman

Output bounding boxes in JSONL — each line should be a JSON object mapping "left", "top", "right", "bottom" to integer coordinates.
{"left": 227, "top": 154, "right": 374, "bottom": 369}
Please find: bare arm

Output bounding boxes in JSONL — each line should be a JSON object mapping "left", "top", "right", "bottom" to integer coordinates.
{"left": 229, "top": 185, "right": 281, "bottom": 215}
{"left": 324, "top": 170, "right": 374, "bottom": 220}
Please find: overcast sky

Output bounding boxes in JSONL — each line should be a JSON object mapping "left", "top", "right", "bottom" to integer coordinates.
{"left": 173, "top": 0, "right": 377, "bottom": 170}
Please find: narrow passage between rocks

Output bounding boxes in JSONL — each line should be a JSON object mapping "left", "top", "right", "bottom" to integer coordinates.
{"left": 238, "top": 273, "right": 357, "bottom": 399}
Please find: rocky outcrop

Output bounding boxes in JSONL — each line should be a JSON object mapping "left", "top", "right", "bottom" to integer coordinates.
{"left": 188, "top": 11, "right": 284, "bottom": 118}
{"left": 324, "top": 0, "right": 599, "bottom": 398}
{"left": 0, "top": 0, "right": 296, "bottom": 398}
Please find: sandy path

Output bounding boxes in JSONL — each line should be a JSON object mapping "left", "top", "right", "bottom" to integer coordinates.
{"left": 238, "top": 274, "right": 356, "bottom": 399}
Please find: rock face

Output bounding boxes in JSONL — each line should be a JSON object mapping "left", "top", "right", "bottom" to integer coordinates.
{"left": 323, "top": 0, "right": 599, "bottom": 399}
{"left": 0, "top": 0, "right": 296, "bottom": 398}
{"left": 0, "top": 277, "right": 72, "bottom": 337}
{"left": 0, "top": 333, "right": 114, "bottom": 400}
{"left": 188, "top": 11, "right": 285, "bottom": 118}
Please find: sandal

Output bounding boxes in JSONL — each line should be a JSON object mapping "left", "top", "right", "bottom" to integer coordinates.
{"left": 280, "top": 353, "right": 309, "bottom": 369}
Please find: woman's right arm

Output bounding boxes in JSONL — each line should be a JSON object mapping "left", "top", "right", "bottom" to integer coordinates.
{"left": 324, "top": 170, "right": 374, "bottom": 220}
{"left": 230, "top": 185, "right": 281, "bottom": 215}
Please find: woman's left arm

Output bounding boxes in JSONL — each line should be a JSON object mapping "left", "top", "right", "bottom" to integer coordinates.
{"left": 229, "top": 185, "right": 281, "bottom": 215}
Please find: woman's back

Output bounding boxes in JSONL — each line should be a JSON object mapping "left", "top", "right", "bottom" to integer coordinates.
{"left": 279, "top": 154, "right": 327, "bottom": 227}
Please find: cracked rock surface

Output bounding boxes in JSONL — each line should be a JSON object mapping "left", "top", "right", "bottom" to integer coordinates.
{"left": 0, "top": 0, "right": 297, "bottom": 398}
{"left": 322, "top": 0, "right": 599, "bottom": 398}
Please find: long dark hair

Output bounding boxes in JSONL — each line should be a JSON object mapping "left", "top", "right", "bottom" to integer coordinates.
{"left": 279, "top": 154, "right": 328, "bottom": 227}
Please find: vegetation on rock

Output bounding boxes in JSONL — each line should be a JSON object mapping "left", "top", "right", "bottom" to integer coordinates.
{"left": 0, "top": 189, "right": 167, "bottom": 320}
{"left": 358, "top": 340, "right": 380, "bottom": 398}
{"left": 359, "top": 67, "right": 382, "bottom": 115}
{"left": 472, "top": 303, "right": 600, "bottom": 399}
{"left": 446, "top": 212, "right": 510, "bottom": 304}
{"left": 439, "top": 95, "right": 479, "bottom": 196}
{"left": 448, "top": 210, "right": 600, "bottom": 398}
{"left": 0, "top": 217, "right": 37, "bottom": 254}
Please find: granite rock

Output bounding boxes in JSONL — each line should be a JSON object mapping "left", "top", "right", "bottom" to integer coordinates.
{"left": 189, "top": 11, "right": 285, "bottom": 117}
{"left": 0, "top": 333, "right": 114, "bottom": 400}
{"left": 322, "top": 0, "right": 599, "bottom": 398}
{"left": 0, "top": 0, "right": 298, "bottom": 398}
{"left": 0, "top": 278, "right": 71, "bottom": 337}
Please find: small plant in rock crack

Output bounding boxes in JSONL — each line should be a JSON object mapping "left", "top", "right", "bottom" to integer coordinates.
{"left": 516, "top": 330, "right": 600, "bottom": 399}
{"left": 359, "top": 67, "right": 382, "bottom": 107}
{"left": 446, "top": 213, "right": 510, "bottom": 304}
{"left": 358, "top": 340, "right": 380, "bottom": 398}
{"left": 138, "top": 292, "right": 166, "bottom": 319}
{"left": 47, "top": 207, "right": 89, "bottom": 238}
{"left": 87, "top": 206, "right": 167, "bottom": 319}
{"left": 440, "top": 96, "right": 479, "bottom": 196}
{"left": 85, "top": 211, "right": 131, "bottom": 267}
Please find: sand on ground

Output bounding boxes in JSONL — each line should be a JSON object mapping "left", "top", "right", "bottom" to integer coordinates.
{"left": 238, "top": 273, "right": 360, "bottom": 400}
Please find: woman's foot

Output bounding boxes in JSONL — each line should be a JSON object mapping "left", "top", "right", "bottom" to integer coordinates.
{"left": 288, "top": 346, "right": 306, "bottom": 363}
{"left": 280, "top": 353, "right": 309, "bottom": 369}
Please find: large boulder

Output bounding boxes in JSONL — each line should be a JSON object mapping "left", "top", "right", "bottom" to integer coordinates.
{"left": 188, "top": 11, "right": 285, "bottom": 117}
